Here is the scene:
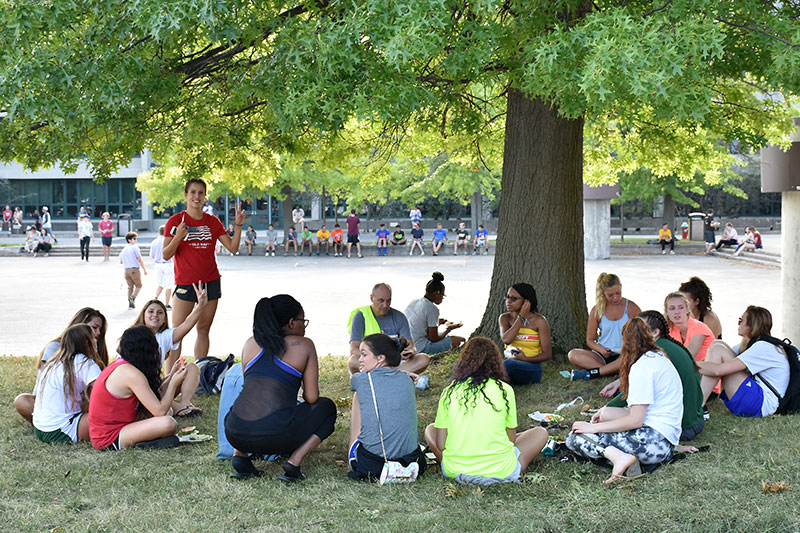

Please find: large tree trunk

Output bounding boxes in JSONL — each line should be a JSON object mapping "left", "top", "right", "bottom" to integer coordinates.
{"left": 473, "top": 90, "right": 587, "bottom": 359}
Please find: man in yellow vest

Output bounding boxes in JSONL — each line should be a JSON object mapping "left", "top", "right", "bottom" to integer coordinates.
{"left": 348, "top": 283, "right": 430, "bottom": 375}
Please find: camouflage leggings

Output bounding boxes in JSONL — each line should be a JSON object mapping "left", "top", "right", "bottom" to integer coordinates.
{"left": 565, "top": 425, "right": 674, "bottom": 465}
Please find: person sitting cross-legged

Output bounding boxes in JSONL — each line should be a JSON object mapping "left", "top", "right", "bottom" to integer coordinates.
{"left": 347, "top": 282, "right": 429, "bottom": 376}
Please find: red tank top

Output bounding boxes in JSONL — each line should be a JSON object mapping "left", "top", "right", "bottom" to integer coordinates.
{"left": 88, "top": 359, "right": 139, "bottom": 450}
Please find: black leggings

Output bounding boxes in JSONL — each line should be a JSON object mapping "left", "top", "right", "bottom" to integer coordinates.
{"left": 80, "top": 236, "right": 90, "bottom": 260}
{"left": 225, "top": 398, "right": 337, "bottom": 456}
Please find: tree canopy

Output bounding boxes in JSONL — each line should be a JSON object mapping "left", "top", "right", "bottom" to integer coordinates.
{"left": 3, "top": 0, "right": 800, "bottom": 351}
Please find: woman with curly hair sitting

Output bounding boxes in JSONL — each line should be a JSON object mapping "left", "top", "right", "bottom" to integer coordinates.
{"left": 424, "top": 337, "right": 548, "bottom": 484}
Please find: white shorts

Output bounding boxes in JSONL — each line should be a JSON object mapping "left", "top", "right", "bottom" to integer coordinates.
{"left": 156, "top": 262, "right": 175, "bottom": 289}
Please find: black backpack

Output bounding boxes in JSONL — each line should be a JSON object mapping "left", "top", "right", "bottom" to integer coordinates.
{"left": 195, "top": 354, "right": 235, "bottom": 395}
{"left": 749, "top": 335, "right": 800, "bottom": 415}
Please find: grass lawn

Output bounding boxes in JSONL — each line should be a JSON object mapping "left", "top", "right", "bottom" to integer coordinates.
{"left": 2, "top": 353, "right": 797, "bottom": 532}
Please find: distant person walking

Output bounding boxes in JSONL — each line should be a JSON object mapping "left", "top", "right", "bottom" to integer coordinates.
{"left": 41, "top": 206, "right": 57, "bottom": 243}
{"left": 703, "top": 209, "right": 719, "bottom": 254}
{"left": 120, "top": 231, "right": 147, "bottom": 309}
{"left": 98, "top": 212, "right": 114, "bottom": 261}
{"left": 77, "top": 214, "right": 93, "bottom": 262}
{"left": 346, "top": 209, "right": 363, "bottom": 259}
{"left": 150, "top": 226, "right": 175, "bottom": 309}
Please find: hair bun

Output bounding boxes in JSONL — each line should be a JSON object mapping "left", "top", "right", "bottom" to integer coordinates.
{"left": 431, "top": 271, "right": 444, "bottom": 282}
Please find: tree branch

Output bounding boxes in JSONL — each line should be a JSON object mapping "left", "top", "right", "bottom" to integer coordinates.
{"left": 714, "top": 16, "right": 799, "bottom": 47}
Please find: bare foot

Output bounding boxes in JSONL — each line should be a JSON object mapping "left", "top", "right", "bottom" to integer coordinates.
{"left": 675, "top": 444, "right": 699, "bottom": 453}
{"left": 603, "top": 446, "right": 636, "bottom": 485}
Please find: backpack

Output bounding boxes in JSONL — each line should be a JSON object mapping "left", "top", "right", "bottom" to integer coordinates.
{"left": 749, "top": 335, "right": 800, "bottom": 415}
{"left": 195, "top": 354, "right": 235, "bottom": 395}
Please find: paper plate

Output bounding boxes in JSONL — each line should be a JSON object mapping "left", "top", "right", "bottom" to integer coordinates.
{"left": 527, "top": 411, "right": 564, "bottom": 423}
{"left": 179, "top": 433, "right": 213, "bottom": 443}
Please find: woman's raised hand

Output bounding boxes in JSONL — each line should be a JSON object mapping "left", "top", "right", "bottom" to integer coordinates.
{"left": 520, "top": 299, "right": 531, "bottom": 317}
{"left": 234, "top": 200, "right": 246, "bottom": 226}
{"left": 192, "top": 281, "right": 208, "bottom": 308}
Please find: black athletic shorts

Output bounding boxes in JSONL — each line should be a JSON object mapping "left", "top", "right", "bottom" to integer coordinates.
{"left": 175, "top": 277, "right": 221, "bottom": 302}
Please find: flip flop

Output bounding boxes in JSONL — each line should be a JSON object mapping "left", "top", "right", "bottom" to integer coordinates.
{"left": 175, "top": 405, "right": 203, "bottom": 418}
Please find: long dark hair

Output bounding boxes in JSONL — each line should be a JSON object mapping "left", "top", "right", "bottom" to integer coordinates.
{"left": 118, "top": 326, "right": 162, "bottom": 401}
{"left": 132, "top": 299, "right": 170, "bottom": 333}
{"left": 619, "top": 318, "right": 663, "bottom": 400}
{"left": 510, "top": 283, "right": 538, "bottom": 313}
{"left": 253, "top": 295, "right": 303, "bottom": 357}
{"left": 639, "top": 310, "right": 698, "bottom": 370}
{"left": 679, "top": 277, "right": 713, "bottom": 318}
{"left": 38, "top": 324, "right": 100, "bottom": 411}
{"left": 39, "top": 307, "right": 109, "bottom": 369}
{"left": 442, "top": 337, "right": 510, "bottom": 413}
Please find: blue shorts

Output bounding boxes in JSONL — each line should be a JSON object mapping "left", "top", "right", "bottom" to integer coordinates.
{"left": 423, "top": 336, "right": 452, "bottom": 354}
{"left": 721, "top": 376, "right": 764, "bottom": 417}
{"left": 101, "top": 236, "right": 112, "bottom": 246}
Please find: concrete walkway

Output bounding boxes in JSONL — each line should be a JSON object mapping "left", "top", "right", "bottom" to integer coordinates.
{"left": 0, "top": 247, "right": 782, "bottom": 358}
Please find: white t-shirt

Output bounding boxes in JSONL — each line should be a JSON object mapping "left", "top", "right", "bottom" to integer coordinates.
{"left": 155, "top": 328, "right": 179, "bottom": 366}
{"left": 33, "top": 354, "right": 102, "bottom": 435}
{"left": 626, "top": 350, "right": 683, "bottom": 445}
{"left": 404, "top": 297, "right": 439, "bottom": 352}
{"left": 119, "top": 243, "right": 142, "bottom": 268}
{"left": 78, "top": 219, "right": 93, "bottom": 238}
{"left": 735, "top": 341, "right": 790, "bottom": 416}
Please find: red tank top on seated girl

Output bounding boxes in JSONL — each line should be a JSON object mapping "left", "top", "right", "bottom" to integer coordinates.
{"left": 88, "top": 359, "right": 139, "bottom": 450}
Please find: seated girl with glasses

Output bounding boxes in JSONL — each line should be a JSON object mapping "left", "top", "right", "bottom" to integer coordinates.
{"left": 498, "top": 283, "right": 552, "bottom": 384}
{"left": 224, "top": 295, "right": 337, "bottom": 482}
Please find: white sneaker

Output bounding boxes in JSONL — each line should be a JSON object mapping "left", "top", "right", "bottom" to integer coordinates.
{"left": 669, "top": 250, "right": 675, "bottom": 255}
{"left": 421, "top": 251, "right": 425, "bottom": 256}
{"left": 409, "top": 250, "right": 413, "bottom": 255}
{"left": 662, "top": 250, "right": 667, "bottom": 255}
{"left": 482, "top": 250, "right": 488, "bottom": 255}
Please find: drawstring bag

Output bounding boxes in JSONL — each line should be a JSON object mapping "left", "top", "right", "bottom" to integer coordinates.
{"left": 367, "top": 371, "right": 419, "bottom": 485}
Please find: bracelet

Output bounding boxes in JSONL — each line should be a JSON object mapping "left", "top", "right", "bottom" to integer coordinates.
{"left": 235, "top": 224, "right": 243, "bottom": 227}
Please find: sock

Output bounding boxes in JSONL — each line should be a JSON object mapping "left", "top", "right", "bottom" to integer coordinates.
{"left": 232, "top": 456, "right": 260, "bottom": 475}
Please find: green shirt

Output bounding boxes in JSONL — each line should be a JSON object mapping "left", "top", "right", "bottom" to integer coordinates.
{"left": 607, "top": 337, "right": 704, "bottom": 431}
{"left": 434, "top": 379, "right": 517, "bottom": 478}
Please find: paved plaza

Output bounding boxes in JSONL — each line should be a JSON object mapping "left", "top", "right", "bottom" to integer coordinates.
{"left": 0, "top": 239, "right": 782, "bottom": 358}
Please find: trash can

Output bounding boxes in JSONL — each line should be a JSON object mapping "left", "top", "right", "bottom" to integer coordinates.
{"left": 688, "top": 212, "right": 705, "bottom": 241}
{"left": 117, "top": 214, "right": 133, "bottom": 237}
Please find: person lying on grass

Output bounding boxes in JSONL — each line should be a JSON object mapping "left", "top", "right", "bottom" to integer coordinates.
{"left": 224, "top": 295, "right": 337, "bottom": 482}
{"left": 697, "top": 306, "right": 789, "bottom": 418}
{"left": 131, "top": 283, "right": 208, "bottom": 418}
{"left": 566, "top": 317, "right": 683, "bottom": 485}
{"left": 32, "top": 324, "right": 106, "bottom": 444}
{"left": 348, "top": 333, "right": 426, "bottom": 481}
{"left": 88, "top": 326, "right": 188, "bottom": 450}
{"left": 15, "top": 307, "right": 109, "bottom": 423}
{"left": 425, "top": 337, "right": 548, "bottom": 485}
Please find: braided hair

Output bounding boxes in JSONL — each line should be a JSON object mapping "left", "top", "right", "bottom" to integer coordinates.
{"left": 639, "top": 310, "right": 698, "bottom": 370}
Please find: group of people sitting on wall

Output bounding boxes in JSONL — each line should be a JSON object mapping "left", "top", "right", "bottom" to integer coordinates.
{"left": 13, "top": 272, "right": 790, "bottom": 485}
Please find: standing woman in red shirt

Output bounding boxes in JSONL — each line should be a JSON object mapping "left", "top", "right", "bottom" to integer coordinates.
{"left": 163, "top": 179, "right": 245, "bottom": 365}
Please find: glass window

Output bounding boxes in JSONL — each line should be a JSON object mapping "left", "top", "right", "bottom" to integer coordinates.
{"left": 53, "top": 180, "right": 65, "bottom": 216}
{"left": 108, "top": 180, "right": 120, "bottom": 204}
{"left": 78, "top": 179, "right": 93, "bottom": 208}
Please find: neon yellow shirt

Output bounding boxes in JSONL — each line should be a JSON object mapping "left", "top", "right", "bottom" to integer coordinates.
{"left": 434, "top": 379, "right": 517, "bottom": 478}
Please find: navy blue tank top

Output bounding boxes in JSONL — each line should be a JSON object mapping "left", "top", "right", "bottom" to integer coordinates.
{"left": 244, "top": 348, "right": 303, "bottom": 388}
